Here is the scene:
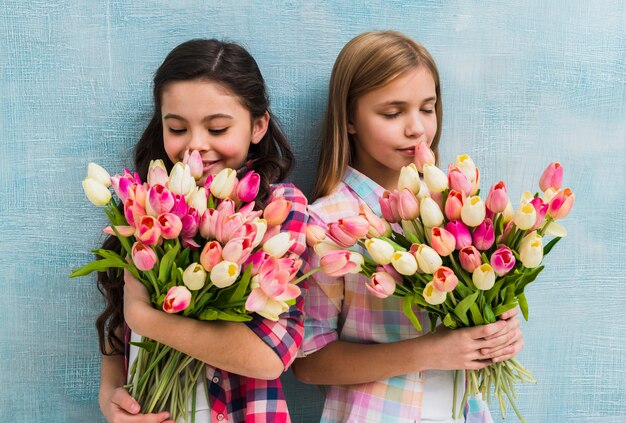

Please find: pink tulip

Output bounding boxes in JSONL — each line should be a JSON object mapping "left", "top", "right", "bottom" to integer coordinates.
{"left": 485, "top": 181, "right": 509, "bottom": 214}
{"left": 473, "top": 218, "right": 495, "bottom": 250}
{"left": 238, "top": 201, "right": 262, "bottom": 220}
{"left": 547, "top": 188, "right": 575, "bottom": 220}
{"left": 366, "top": 272, "right": 397, "bottom": 299}
{"left": 444, "top": 190, "right": 465, "bottom": 221}
{"left": 379, "top": 190, "right": 401, "bottom": 223}
{"left": 459, "top": 246, "right": 482, "bottom": 273}
{"left": 414, "top": 141, "right": 436, "bottom": 172}
{"left": 103, "top": 225, "right": 136, "bottom": 237}
{"left": 222, "top": 237, "right": 254, "bottom": 264}
{"left": 319, "top": 250, "right": 364, "bottom": 277}
{"left": 136, "top": 215, "right": 161, "bottom": 245}
{"left": 469, "top": 167, "right": 481, "bottom": 196}
{"left": 231, "top": 222, "right": 257, "bottom": 247}
{"left": 497, "top": 221, "right": 515, "bottom": 245}
{"left": 200, "top": 240, "right": 223, "bottom": 272}
{"left": 375, "top": 264, "right": 403, "bottom": 284}
{"left": 180, "top": 207, "right": 199, "bottom": 239}
{"left": 236, "top": 170, "right": 261, "bottom": 203}
{"left": 124, "top": 198, "right": 145, "bottom": 227}
{"left": 183, "top": 150, "right": 204, "bottom": 180}
{"left": 147, "top": 160, "right": 169, "bottom": 187}
{"left": 326, "top": 216, "right": 370, "bottom": 248}
{"left": 112, "top": 170, "right": 142, "bottom": 203}
{"left": 162, "top": 286, "right": 192, "bottom": 314}
{"left": 397, "top": 189, "right": 420, "bottom": 220}
{"left": 448, "top": 166, "right": 472, "bottom": 196}
{"left": 216, "top": 213, "right": 246, "bottom": 244}
{"left": 444, "top": 220, "right": 472, "bottom": 250}
{"left": 278, "top": 256, "right": 303, "bottom": 279}
{"left": 529, "top": 197, "right": 548, "bottom": 230}
{"left": 539, "top": 162, "right": 563, "bottom": 192}
{"left": 170, "top": 194, "right": 189, "bottom": 219}
{"left": 131, "top": 241, "right": 158, "bottom": 271}
{"left": 359, "top": 205, "right": 389, "bottom": 237}
{"left": 199, "top": 208, "right": 219, "bottom": 239}
{"left": 490, "top": 247, "right": 516, "bottom": 276}
{"left": 263, "top": 198, "right": 292, "bottom": 226}
{"left": 146, "top": 184, "right": 175, "bottom": 217}
{"left": 203, "top": 174, "right": 214, "bottom": 192}
{"left": 157, "top": 213, "right": 183, "bottom": 239}
{"left": 432, "top": 266, "right": 458, "bottom": 292}
{"left": 244, "top": 251, "right": 271, "bottom": 276}
{"left": 430, "top": 227, "right": 456, "bottom": 256}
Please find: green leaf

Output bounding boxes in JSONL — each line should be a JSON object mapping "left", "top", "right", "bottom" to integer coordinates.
{"left": 402, "top": 295, "right": 422, "bottom": 331}
{"left": 109, "top": 225, "right": 133, "bottom": 258}
{"left": 70, "top": 257, "right": 128, "bottom": 277}
{"left": 483, "top": 303, "right": 496, "bottom": 324}
{"left": 158, "top": 240, "right": 180, "bottom": 284}
{"left": 198, "top": 308, "right": 252, "bottom": 322}
{"left": 469, "top": 303, "right": 485, "bottom": 325}
{"left": 129, "top": 340, "right": 157, "bottom": 353}
{"left": 428, "top": 313, "right": 438, "bottom": 332}
{"left": 493, "top": 301, "right": 518, "bottom": 317}
{"left": 443, "top": 313, "right": 458, "bottom": 329}
{"left": 453, "top": 291, "right": 479, "bottom": 326}
{"left": 543, "top": 237, "right": 562, "bottom": 256}
{"left": 405, "top": 231, "right": 420, "bottom": 245}
{"left": 388, "top": 233, "right": 411, "bottom": 250}
{"left": 515, "top": 265, "right": 544, "bottom": 296}
{"left": 518, "top": 292, "right": 529, "bottom": 321}
{"left": 230, "top": 264, "right": 253, "bottom": 303}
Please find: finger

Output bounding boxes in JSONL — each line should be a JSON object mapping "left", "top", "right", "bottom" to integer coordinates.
{"left": 481, "top": 329, "right": 523, "bottom": 357}
{"left": 492, "top": 339, "right": 525, "bottom": 363}
{"left": 143, "top": 412, "right": 172, "bottom": 423}
{"left": 480, "top": 325, "right": 521, "bottom": 353}
{"left": 483, "top": 316, "right": 520, "bottom": 341}
{"left": 111, "top": 388, "right": 141, "bottom": 415}
{"left": 498, "top": 307, "right": 519, "bottom": 320}
{"left": 469, "top": 321, "right": 506, "bottom": 340}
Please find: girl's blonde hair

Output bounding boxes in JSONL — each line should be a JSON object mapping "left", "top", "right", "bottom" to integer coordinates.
{"left": 312, "top": 30, "right": 443, "bottom": 200}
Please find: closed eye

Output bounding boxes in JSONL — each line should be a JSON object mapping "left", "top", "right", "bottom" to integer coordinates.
{"left": 209, "top": 128, "right": 228, "bottom": 135}
{"left": 168, "top": 127, "right": 187, "bottom": 135}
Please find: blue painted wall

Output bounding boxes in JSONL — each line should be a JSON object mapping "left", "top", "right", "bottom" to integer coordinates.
{"left": 1, "top": 1, "right": 624, "bottom": 422}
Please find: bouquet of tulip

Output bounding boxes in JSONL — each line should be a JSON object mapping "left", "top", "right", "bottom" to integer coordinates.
{"left": 72, "top": 152, "right": 306, "bottom": 422}
{"left": 308, "top": 142, "right": 574, "bottom": 422}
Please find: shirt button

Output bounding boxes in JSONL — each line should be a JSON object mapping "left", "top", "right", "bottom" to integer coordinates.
{"left": 212, "top": 376, "right": 220, "bottom": 384}
{"left": 217, "top": 413, "right": 224, "bottom": 421}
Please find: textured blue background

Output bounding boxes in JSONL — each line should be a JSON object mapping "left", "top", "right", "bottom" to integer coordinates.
{"left": 1, "top": 1, "right": 625, "bottom": 422}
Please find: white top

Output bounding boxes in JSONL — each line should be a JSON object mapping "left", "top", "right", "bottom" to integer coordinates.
{"left": 421, "top": 369, "right": 465, "bottom": 422}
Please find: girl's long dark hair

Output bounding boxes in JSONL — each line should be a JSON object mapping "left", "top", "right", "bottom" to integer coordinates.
{"left": 97, "top": 39, "right": 294, "bottom": 355}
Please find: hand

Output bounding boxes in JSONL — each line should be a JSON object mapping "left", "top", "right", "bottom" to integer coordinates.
{"left": 479, "top": 307, "right": 524, "bottom": 363}
{"left": 100, "top": 386, "right": 174, "bottom": 423}
{"left": 123, "top": 269, "right": 153, "bottom": 334}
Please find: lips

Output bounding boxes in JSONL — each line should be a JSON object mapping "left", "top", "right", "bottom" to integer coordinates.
{"left": 397, "top": 147, "right": 415, "bottom": 156}
{"left": 202, "top": 159, "right": 222, "bottom": 172}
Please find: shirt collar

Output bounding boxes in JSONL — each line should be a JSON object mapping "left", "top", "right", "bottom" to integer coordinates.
{"left": 342, "top": 166, "right": 386, "bottom": 216}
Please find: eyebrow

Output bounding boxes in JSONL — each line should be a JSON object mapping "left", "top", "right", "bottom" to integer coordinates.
{"left": 376, "top": 97, "right": 437, "bottom": 107}
{"left": 163, "top": 113, "right": 234, "bottom": 122}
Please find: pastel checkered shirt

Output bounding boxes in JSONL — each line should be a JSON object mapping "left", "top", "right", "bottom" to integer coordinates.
{"left": 301, "top": 167, "right": 492, "bottom": 423}
{"left": 126, "top": 183, "right": 308, "bottom": 423}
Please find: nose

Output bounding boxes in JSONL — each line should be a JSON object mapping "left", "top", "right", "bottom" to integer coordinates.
{"left": 405, "top": 111, "right": 425, "bottom": 138}
{"left": 187, "top": 128, "right": 210, "bottom": 152}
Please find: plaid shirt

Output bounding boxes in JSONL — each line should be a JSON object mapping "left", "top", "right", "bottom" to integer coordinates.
{"left": 301, "top": 167, "right": 492, "bottom": 423}
{"left": 126, "top": 183, "right": 308, "bottom": 423}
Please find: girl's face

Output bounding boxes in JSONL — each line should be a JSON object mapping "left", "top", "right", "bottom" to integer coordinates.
{"left": 161, "top": 80, "right": 269, "bottom": 186}
{"left": 348, "top": 66, "right": 437, "bottom": 190}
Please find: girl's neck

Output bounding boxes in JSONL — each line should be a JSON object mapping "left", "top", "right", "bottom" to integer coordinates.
{"left": 351, "top": 160, "right": 399, "bottom": 192}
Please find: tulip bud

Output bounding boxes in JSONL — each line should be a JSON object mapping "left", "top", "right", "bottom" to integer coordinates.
{"left": 236, "top": 170, "right": 261, "bottom": 203}
{"left": 210, "top": 260, "right": 241, "bottom": 288}
{"left": 454, "top": 154, "right": 477, "bottom": 183}
{"left": 444, "top": 220, "right": 472, "bottom": 250}
{"left": 519, "top": 191, "right": 534, "bottom": 205}
{"left": 413, "top": 244, "right": 442, "bottom": 274}
{"left": 472, "top": 218, "right": 495, "bottom": 251}
{"left": 379, "top": 190, "right": 401, "bottom": 223}
{"left": 82, "top": 177, "right": 111, "bottom": 206}
{"left": 445, "top": 190, "right": 465, "bottom": 221}
{"left": 485, "top": 181, "right": 509, "bottom": 214}
{"left": 423, "top": 281, "right": 446, "bottom": 305}
{"left": 397, "top": 163, "right": 422, "bottom": 195}
{"left": 263, "top": 198, "right": 292, "bottom": 226}
{"left": 423, "top": 164, "right": 449, "bottom": 193}
{"left": 390, "top": 251, "right": 418, "bottom": 276}
{"left": 131, "top": 242, "right": 158, "bottom": 271}
{"left": 262, "top": 232, "right": 295, "bottom": 258}
{"left": 513, "top": 203, "right": 537, "bottom": 230}
{"left": 187, "top": 187, "right": 208, "bottom": 216}
{"left": 472, "top": 263, "right": 496, "bottom": 290}
{"left": 251, "top": 218, "right": 268, "bottom": 248}
{"left": 157, "top": 213, "right": 183, "bottom": 240}
{"left": 490, "top": 247, "right": 516, "bottom": 277}
{"left": 136, "top": 215, "right": 161, "bottom": 245}
{"left": 222, "top": 237, "right": 253, "bottom": 264}
{"left": 448, "top": 166, "right": 472, "bottom": 196}
{"left": 529, "top": 197, "right": 548, "bottom": 231}
{"left": 542, "top": 188, "right": 558, "bottom": 204}
{"left": 547, "top": 188, "right": 574, "bottom": 220}
{"left": 146, "top": 184, "right": 175, "bottom": 217}
{"left": 460, "top": 196, "right": 486, "bottom": 227}
{"left": 359, "top": 205, "right": 390, "bottom": 237}
{"left": 87, "top": 163, "right": 112, "bottom": 187}
{"left": 209, "top": 168, "right": 237, "bottom": 199}
{"left": 183, "top": 150, "right": 204, "bottom": 181}
{"left": 430, "top": 227, "right": 456, "bottom": 257}
{"left": 432, "top": 266, "right": 458, "bottom": 292}
{"left": 420, "top": 197, "right": 444, "bottom": 228}
{"left": 326, "top": 216, "right": 370, "bottom": 248}
{"left": 519, "top": 231, "right": 544, "bottom": 268}
{"left": 168, "top": 162, "right": 197, "bottom": 197}
{"left": 459, "top": 246, "right": 482, "bottom": 273}
{"left": 320, "top": 250, "right": 364, "bottom": 277}
{"left": 183, "top": 262, "right": 207, "bottom": 290}
{"left": 414, "top": 141, "right": 436, "bottom": 172}
{"left": 397, "top": 189, "right": 420, "bottom": 220}
{"left": 364, "top": 238, "right": 396, "bottom": 265}
{"left": 162, "top": 286, "right": 192, "bottom": 313}
{"left": 502, "top": 201, "right": 515, "bottom": 223}
{"left": 539, "top": 162, "right": 563, "bottom": 192}
{"left": 147, "top": 159, "right": 169, "bottom": 187}
{"left": 366, "top": 272, "right": 397, "bottom": 299}
{"left": 200, "top": 241, "right": 222, "bottom": 272}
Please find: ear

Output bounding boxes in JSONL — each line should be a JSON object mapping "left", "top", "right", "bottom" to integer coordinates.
{"left": 347, "top": 120, "right": 356, "bottom": 134}
{"left": 251, "top": 111, "right": 270, "bottom": 145}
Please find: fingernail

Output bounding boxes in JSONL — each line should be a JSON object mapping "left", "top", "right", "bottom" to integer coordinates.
{"left": 131, "top": 403, "right": 140, "bottom": 413}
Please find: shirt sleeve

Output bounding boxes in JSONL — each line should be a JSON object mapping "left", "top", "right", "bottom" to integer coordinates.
{"left": 244, "top": 183, "right": 308, "bottom": 370}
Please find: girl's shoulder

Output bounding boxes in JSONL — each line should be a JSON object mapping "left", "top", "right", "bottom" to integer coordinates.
{"left": 269, "top": 182, "right": 307, "bottom": 206}
{"left": 307, "top": 181, "right": 362, "bottom": 226}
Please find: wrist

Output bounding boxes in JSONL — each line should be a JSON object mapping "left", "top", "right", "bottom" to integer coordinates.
{"left": 125, "top": 301, "right": 156, "bottom": 336}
